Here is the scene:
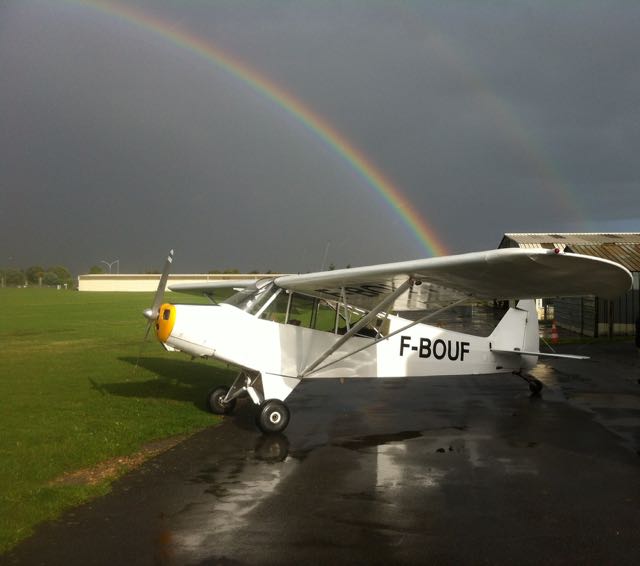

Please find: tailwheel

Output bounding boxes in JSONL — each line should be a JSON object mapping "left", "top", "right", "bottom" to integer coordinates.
{"left": 207, "top": 386, "right": 236, "bottom": 415}
{"left": 513, "top": 371, "right": 544, "bottom": 397}
{"left": 256, "top": 399, "right": 290, "bottom": 434}
{"left": 528, "top": 378, "right": 544, "bottom": 396}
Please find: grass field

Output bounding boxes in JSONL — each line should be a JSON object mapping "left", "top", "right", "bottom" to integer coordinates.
{"left": 0, "top": 288, "right": 236, "bottom": 553}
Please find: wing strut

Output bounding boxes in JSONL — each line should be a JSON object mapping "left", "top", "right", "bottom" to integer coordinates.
{"left": 308, "top": 296, "right": 470, "bottom": 376}
{"left": 299, "top": 278, "right": 414, "bottom": 377}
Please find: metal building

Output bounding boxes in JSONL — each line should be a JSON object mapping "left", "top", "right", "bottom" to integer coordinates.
{"left": 77, "top": 273, "right": 278, "bottom": 292}
{"left": 499, "top": 233, "right": 640, "bottom": 337}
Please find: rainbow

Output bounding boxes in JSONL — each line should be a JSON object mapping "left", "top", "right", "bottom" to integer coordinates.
{"left": 58, "top": 0, "right": 448, "bottom": 257}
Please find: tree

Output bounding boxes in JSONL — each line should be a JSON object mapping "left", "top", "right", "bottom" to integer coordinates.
{"left": 89, "top": 265, "right": 105, "bottom": 274}
{"left": 4, "top": 268, "right": 25, "bottom": 286}
{"left": 25, "top": 265, "right": 45, "bottom": 284}
{"left": 43, "top": 271, "right": 59, "bottom": 286}
{"left": 47, "top": 266, "right": 72, "bottom": 287}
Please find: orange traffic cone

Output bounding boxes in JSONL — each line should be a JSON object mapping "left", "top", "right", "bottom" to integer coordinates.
{"left": 551, "top": 320, "right": 559, "bottom": 344}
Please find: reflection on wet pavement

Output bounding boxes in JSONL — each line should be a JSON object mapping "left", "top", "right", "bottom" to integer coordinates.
{"left": 170, "top": 450, "right": 299, "bottom": 563}
{"left": 156, "top": 347, "right": 639, "bottom": 565}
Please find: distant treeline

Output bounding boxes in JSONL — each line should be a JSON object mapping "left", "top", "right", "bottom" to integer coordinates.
{"left": 0, "top": 265, "right": 73, "bottom": 288}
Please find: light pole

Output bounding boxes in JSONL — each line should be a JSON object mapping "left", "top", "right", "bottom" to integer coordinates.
{"left": 100, "top": 259, "right": 120, "bottom": 274}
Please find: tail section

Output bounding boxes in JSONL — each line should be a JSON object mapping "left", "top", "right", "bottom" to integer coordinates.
{"left": 490, "top": 300, "right": 589, "bottom": 363}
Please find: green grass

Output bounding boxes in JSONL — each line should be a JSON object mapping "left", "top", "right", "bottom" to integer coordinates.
{"left": 0, "top": 288, "right": 236, "bottom": 553}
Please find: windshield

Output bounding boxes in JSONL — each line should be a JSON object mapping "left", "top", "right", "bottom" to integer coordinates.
{"left": 223, "top": 283, "right": 275, "bottom": 314}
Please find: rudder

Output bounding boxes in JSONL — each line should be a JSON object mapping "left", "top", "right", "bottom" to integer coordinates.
{"left": 490, "top": 300, "right": 539, "bottom": 367}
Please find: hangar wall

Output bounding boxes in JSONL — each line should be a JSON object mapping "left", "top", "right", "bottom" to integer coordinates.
{"left": 499, "top": 233, "right": 640, "bottom": 337}
{"left": 77, "top": 274, "right": 275, "bottom": 292}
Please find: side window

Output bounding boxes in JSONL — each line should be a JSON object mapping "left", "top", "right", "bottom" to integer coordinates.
{"left": 259, "top": 290, "right": 289, "bottom": 323}
{"left": 314, "top": 300, "right": 338, "bottom": 332}
{"left": 287, "top": 293, "right": 315, "bottom": 328}
{"left": 258, "top": 291, "right": 383, "bottom": 337}
{"left": 336, "top": 307, "right": 364, "bottom": 335}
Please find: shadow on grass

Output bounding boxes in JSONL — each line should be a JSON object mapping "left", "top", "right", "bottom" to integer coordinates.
{"left": 91, "top": 357, "right": 237, "bottom": 411}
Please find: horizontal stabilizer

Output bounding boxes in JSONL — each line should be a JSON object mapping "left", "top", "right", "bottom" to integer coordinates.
{"left": 491, "top": 348, "right": 589, "bottom": 360}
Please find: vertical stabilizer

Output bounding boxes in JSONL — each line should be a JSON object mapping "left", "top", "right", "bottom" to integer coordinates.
{"left": 518, "top": 299, "right": 540, "bottom": 354}
{"left": 490, "top": 300, "right": 539, "bottom": 368}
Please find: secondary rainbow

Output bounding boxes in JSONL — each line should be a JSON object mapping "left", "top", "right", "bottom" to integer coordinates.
{"left": 61, "top": 0, "right": 448, "bottom": 256}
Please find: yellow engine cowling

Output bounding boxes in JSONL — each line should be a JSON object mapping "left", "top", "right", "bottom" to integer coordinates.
{"left": 155, "top": 303, "right": 176, "bottom": 343}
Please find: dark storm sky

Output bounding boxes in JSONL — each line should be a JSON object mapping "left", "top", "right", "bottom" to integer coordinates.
{"left": 1, "top": 0, "right": 639, "bottom": 275}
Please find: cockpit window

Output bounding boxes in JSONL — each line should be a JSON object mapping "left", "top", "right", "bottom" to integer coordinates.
{"left": 225, "top": 286, "right": 387, "bottom": 337}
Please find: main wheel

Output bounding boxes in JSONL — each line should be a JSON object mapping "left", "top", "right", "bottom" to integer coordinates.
{"left": 256, "top": 399, "right": 290, "bottom": 433}
{"left": 207, "top": 386, "right": 236, "bottom": 415}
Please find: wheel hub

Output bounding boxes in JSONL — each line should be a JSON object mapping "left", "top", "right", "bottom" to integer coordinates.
{"left": 269, "top": 411, "right": 282, "bottom": 424}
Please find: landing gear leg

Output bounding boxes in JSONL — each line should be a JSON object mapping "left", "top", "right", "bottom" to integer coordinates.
{"left": 513, "top": 371, "right": 544, "bottom": 396}
{"left": 256, "top": 399, "right": 290, "bottom": 433}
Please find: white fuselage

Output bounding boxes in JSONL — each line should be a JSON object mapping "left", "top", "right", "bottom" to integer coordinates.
{"left": 163, "top": 303, "right": 530, "bottom": 382}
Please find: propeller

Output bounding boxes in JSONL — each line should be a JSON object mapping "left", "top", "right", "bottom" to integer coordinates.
{"left": 143, "top": 248, "right": 174, "bottom": 323}
{"left": 136, "top": 249, "right": 174, "bottom": 369}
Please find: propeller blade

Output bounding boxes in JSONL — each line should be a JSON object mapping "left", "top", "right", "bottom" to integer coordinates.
{"left": 144, "top": 249, "right": 174, "bottom": 321}
{"left": 138, "top": 249, "right": 174, "bottom": 370}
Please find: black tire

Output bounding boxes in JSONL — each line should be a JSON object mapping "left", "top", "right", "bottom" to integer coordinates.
{"left": 256, "top": 399, "right": 290, "bottom": 434}
{"left": 207, "top": 386, "right": 236, "bottom": 415}
{"left": 529, "top": 379, "right": 543, "bottom": 396}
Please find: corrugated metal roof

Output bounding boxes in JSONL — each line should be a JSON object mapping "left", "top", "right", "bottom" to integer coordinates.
{"left": 567, "top": 244, "right": 640, "bottom": 272}
{"left": 508, "top": 242, "right": 568, "bottom": 251}
{"left": 502, "top": 233, "right": 640, "bottom": 245}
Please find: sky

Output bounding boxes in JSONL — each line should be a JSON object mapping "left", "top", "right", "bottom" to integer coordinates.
{"left": 1, "top": 0, "right": 639, "bottom": 275}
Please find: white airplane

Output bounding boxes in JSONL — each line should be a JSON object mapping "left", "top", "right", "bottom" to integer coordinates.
{"left": 142, "top": 248, "right": 631, "bottom": 433}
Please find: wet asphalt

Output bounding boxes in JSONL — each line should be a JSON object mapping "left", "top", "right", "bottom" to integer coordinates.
{"left": 4, "top": 341, "right": 640, "bottom": 565}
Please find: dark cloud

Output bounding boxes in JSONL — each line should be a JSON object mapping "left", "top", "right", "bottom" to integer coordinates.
{"left": 1, "top": 0, "right": 638, "bottom": 275}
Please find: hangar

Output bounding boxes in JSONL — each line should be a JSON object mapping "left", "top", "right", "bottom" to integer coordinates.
{"left": 77, "top": 273, "right": 276, "bottom": 292}
{"left": 499, "top": 233, "right": 640, "bottom": 337}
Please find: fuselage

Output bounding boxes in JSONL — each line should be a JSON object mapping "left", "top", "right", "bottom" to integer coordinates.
{"left": 155, "top": 302, "right": 530, "bottom": 381}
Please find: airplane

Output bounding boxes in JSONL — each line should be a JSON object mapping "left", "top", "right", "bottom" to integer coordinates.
{"left": 142, "top": 248, "right": 632, "bottom": 434}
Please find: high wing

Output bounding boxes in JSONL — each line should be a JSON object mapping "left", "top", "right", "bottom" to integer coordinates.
{"left": 274, "top": 248, "right": 632, "bottom": 312}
